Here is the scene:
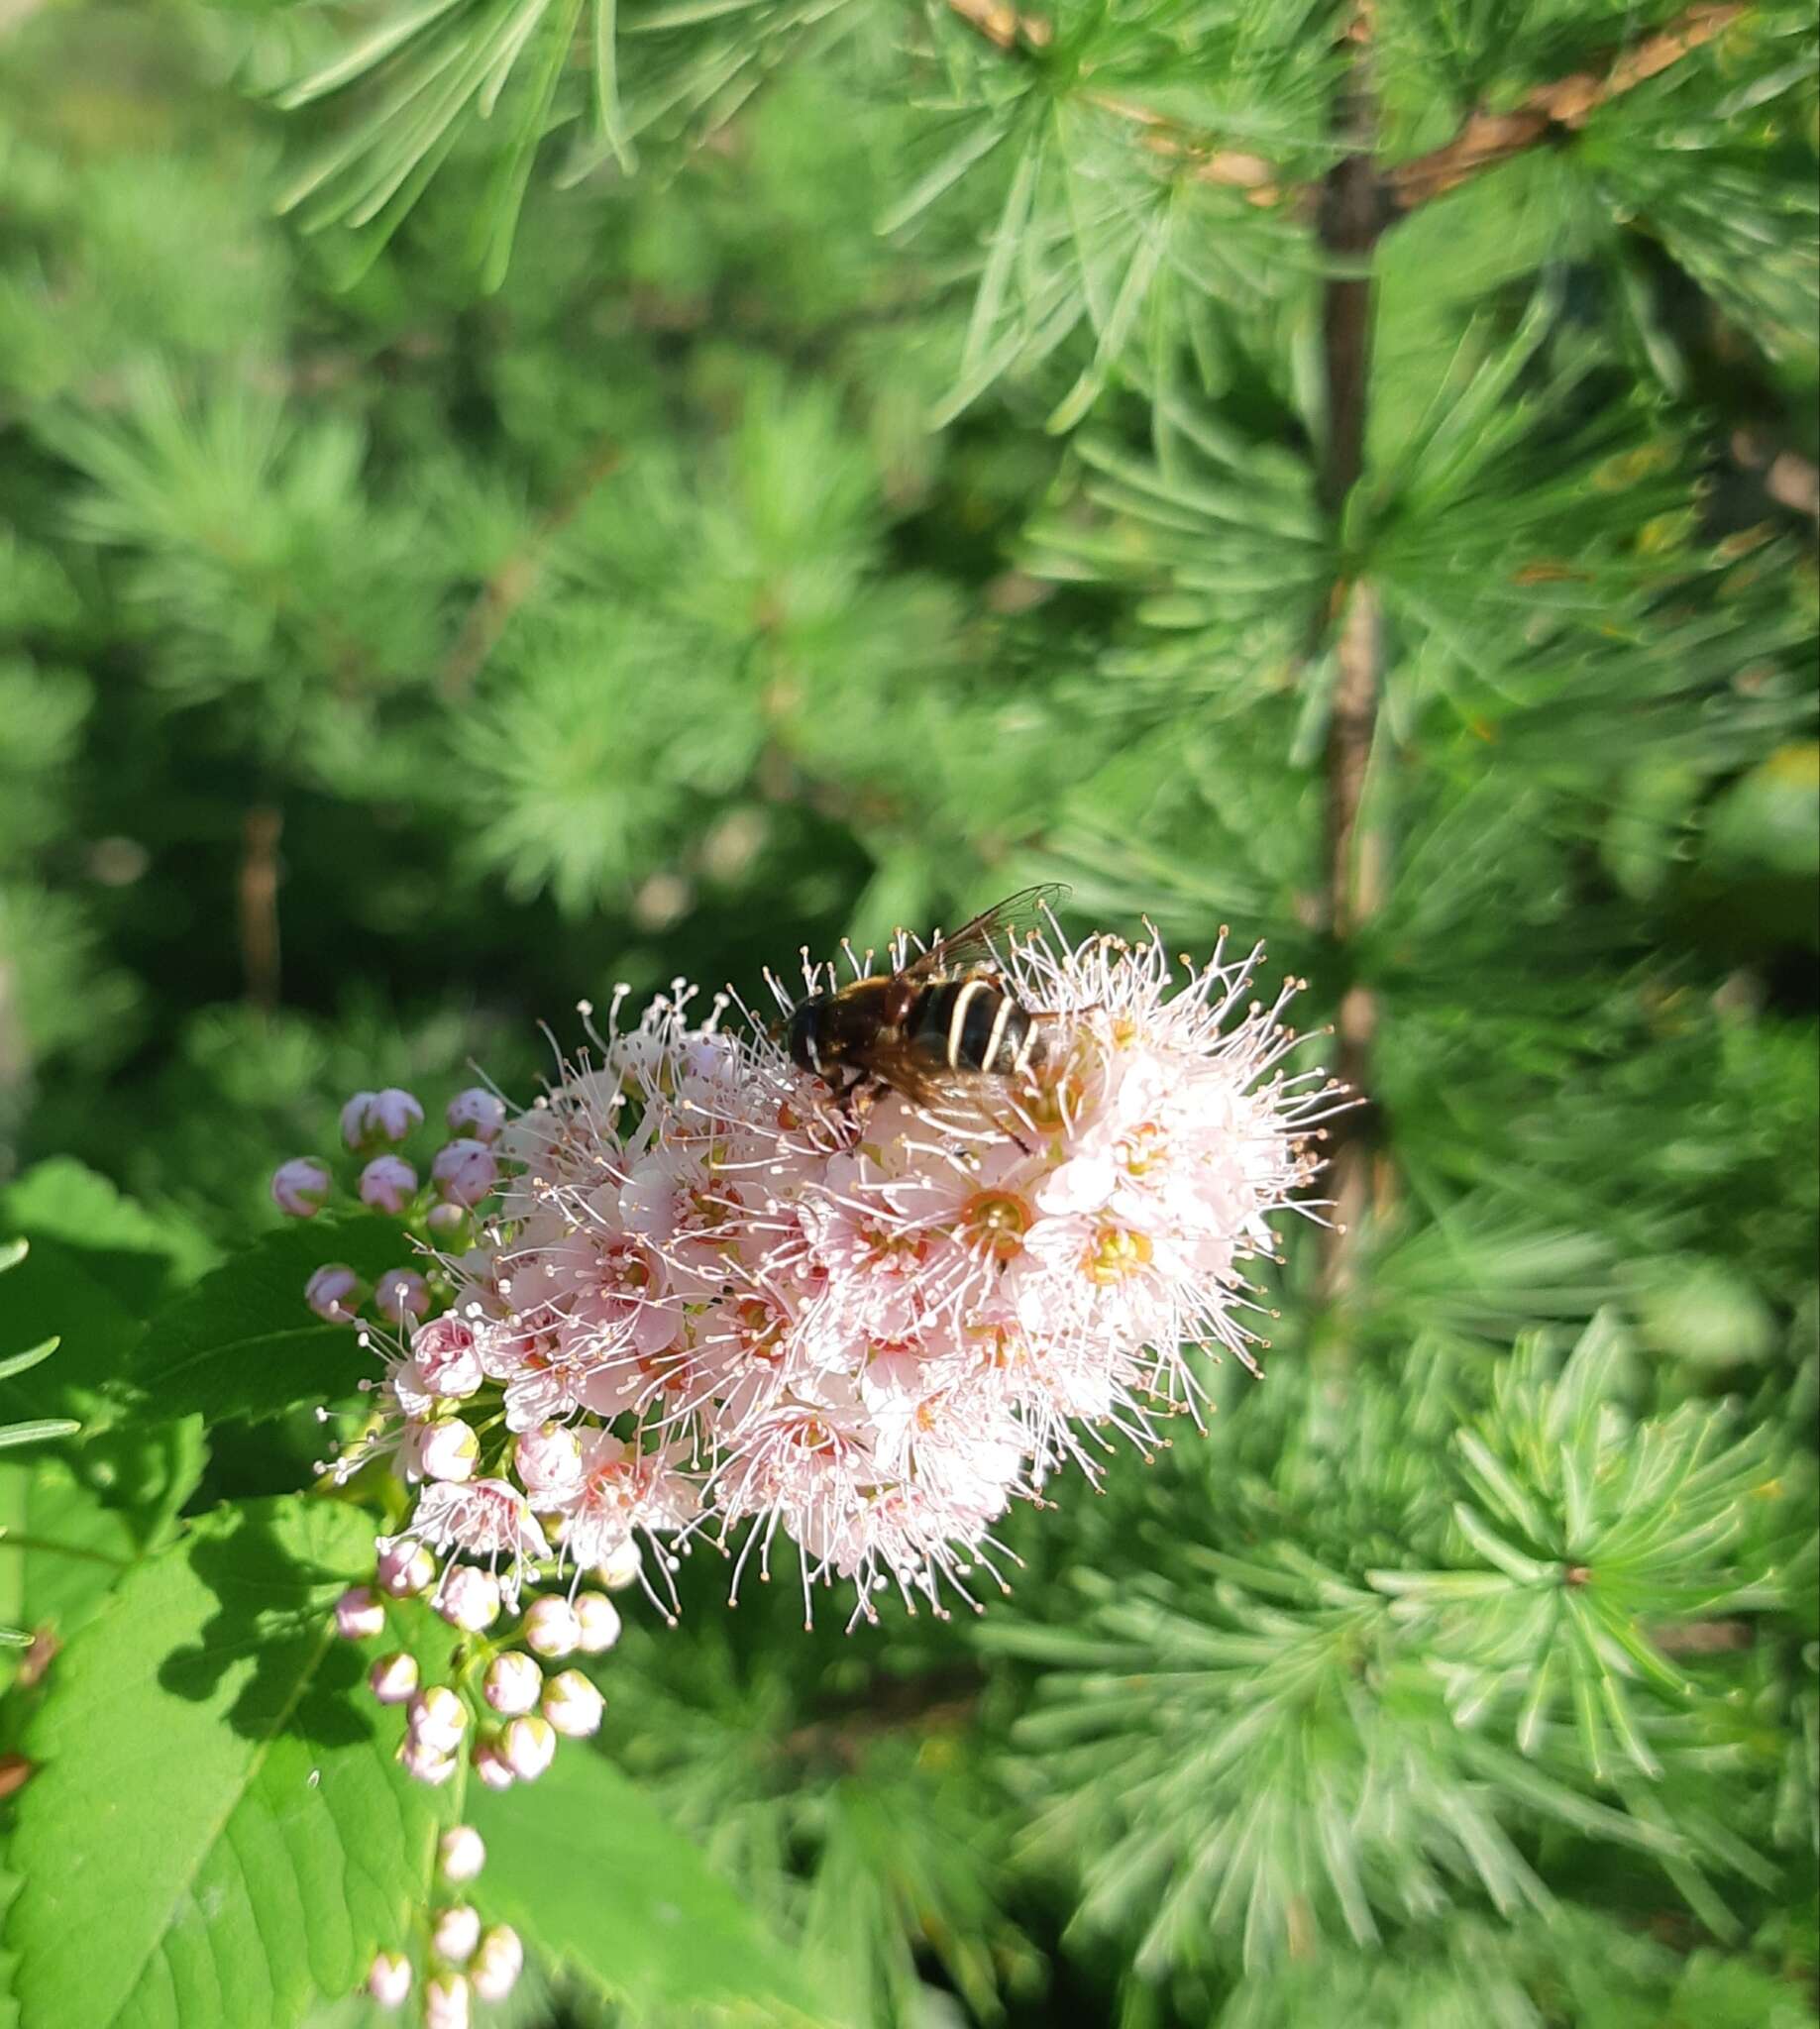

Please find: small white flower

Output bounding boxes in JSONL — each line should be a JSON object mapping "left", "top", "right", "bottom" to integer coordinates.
{"left": 271, "top": 1158, "right": 333, "bottom": 1219}
{"left": 438, "top": 1825, "right": 486, "bottom": 1884}
{"left": 424, "top": 1971, "right": 471, "bottom": 2029}
{"left": 334, "top": 1586, "right": 385, "bottom": 1641}
{"left": 409, "top": 1315, "right": 484, "bottom": 1398}
{"left": 408, "top": 1685, "right": 469, "bottom": 1755}
{"left": 367, "top": 1950, "right": 413, "bottom": 2009}
{"left": 435, "top": 1565, "right": 501, "bottom": 1633}
{"left": 448, "top": 1088, "right": 507, "bottom": 1142}
{"left": 369, "top": 1652, "right": 420, "bottom": 1705}
{"left": 416, "top": 1419, "right": 481, "bottom": 1484}
{"left": 397, "top": 1733, "right": 458, "bottom": 1787}
{"left": 522, "top": 1596, "right": 581, "bottom": 1658}
{"left": 498, "top": 1714, "right": 557, "bottom": 1781}
{"left": 431, "top": 1905, "right": 482, "bottom": 1967}
{"left": 596, "top": 1538, "right": 643, "bottom": 1591}
{"left": 360, "top": 1154, "right": 418, "bottom": 1216}
{"left": 433, "top": 1138, "right": 499, "bottom": 1208}
{"left": 375, "top": 1536, "right": 437, "bottom": 1597}
{"left": 304, "top": 1264, "right": 365, "bottom": 1323}
{"left": 513, "top": 1422, "right": 584, "bottom": 1501}
{"left": 542, "top": 1668, "right": 604, "bottom": 1738}
{"left": 574, "top": 1591, "right": 622, "bottom": 1654}
{"left": 471, "top": 1925, "right": 523, "bottom": 2003}
{"left": 343, "top": 1088, "right": 425, "bottom": 1151}
{"left": 471, "top": 1738, "right": 516, "bottom": 1790}
{"left": 482, "top": 1651, "right": 543, "bottom": 1717}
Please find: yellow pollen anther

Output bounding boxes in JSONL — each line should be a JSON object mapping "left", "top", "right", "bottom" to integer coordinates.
{"left": 1085, "top": 1226, "right": 1153, "bottom": 1285}
{"left": 1118, "top": 1121, "right": 1167, "bottom": 1176}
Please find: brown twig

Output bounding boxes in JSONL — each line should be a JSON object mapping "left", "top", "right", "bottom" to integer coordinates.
{"left": 238, "top": 805, "right": 283, "bottom": 1015}
{"left": 1388, "top": 2, "right": 1748, "bottom": 209}
{"left": 940, "top": 0, "right": 1750, "bottom": 218}
{"left": 438, "top": 440, "right": 623, "bottom": 699}
{"left": 941, "top": 0, "right": 1283, "bottom": 198}
{"left": 944, "top": 0, "right": 1049, "bottom": 53}
{"left": 1317, "top": 8, "right": 1388, "bottom": 1298}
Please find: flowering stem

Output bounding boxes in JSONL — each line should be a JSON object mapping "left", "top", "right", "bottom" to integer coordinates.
{"left": 1318, "top": 7, "right": 1389, "bottom": 1299}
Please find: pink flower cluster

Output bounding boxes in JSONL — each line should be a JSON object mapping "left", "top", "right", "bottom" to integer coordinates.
{"left": 307, "top": 917, "right": 1338, "bottom": 1638}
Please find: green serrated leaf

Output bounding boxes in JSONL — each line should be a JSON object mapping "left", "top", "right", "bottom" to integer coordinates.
{"left": 125, "top": 1217, "right": 407, "bottom": 1428}
{"left": 469, "top": 1742, "right": 826, "bottom": 2024}
{"left": 8, "top": 1497, "right": 449, "bottom": 2029}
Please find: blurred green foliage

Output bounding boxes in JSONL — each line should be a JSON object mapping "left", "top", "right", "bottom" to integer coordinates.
{"left": 1, "top": 1, "right": 1816, "bottom": 2025}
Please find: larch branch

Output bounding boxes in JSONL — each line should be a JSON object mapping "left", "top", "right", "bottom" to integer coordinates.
{"left": 940, "top": 0, "right": 1750, "bottom": 216}
{"left": 1389, "top": 2, "right": 1749, "bottom": 210}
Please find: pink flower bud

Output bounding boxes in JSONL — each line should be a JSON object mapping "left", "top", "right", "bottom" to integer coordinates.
{"left": 343, "top": 1087, "right": 425, "bottom": 1151}
{"left": 482, "top": 1651, "right": 542, "bottom": 1717}
{"left": 574, "top": 1591, "right": 622, "bottom": 1654}
{"left": 369, "top": 1652, "right": 420, "bottom": 1705}
{"left": 368, "top": 1950, "right": 413, "bottom": 2009}
{"left": 513, "top": 1423, "right": 583, "bottom": 1500}
{"left": 542, "top": 1668, "right": 604, "bottom": 1739}
{"left": 431, "top": 1138, "right": 498, "bottom": 1209}
{"left": 397, "top": 1733, "right": 458, "bottom": 1787}
{"left": 375, "top": 1268, "right": 433, "bottom": 1322}
{"left": 410, "top": 1321, "right": 482, "bottom": 1400}
{"left": 334, "top": 1586, "right": 385, "bottom": 1641}
{"left": 438, "top": 1825, "right": 486, "bottom": 1884}
{"left": 435, "top": 1566, "right": 501, "bottom": 1634}
{"left": 417, "top": 1419, "right": 479, "bottom": 1484}
{"left": 471, "top": 1926, "right": 523, "bottom": 2003}
{"left": 431, "top": 1904, "right": 482, "bottom": 1966}
{"left": 595, "top": 1538, "right": 643, "bottom": 1590}
{"left": 304, "top": 1263, "right": 365, "bottom": 1323}
{"left": 341, "top": 1091, "right": 377, "bottom": 1150}
{"left": 522, "top": 1595, "right": 581, "bottom": 1658}
{"left": 409, "top": 1684, "right": 469, "bottom": 1755}
{"left": 471, "top": 1738, "right": 515, "bottom": 1790}
{"left": 375, "top": 1536, "right": 436, "bottom": 1597}
{"left": 424, "top": 1972, "right": 471, "bottom": 2029}
{"left": 270, "top": 1158, "right": 333, "bottom": 1219}
{"left": 426, "top": 1200, "right": 468, "bottom": 1234}
{"left": 447, "top": 1088, "right": 507, "bottom": 1143}
{"left": 498, "top": 1714, "right": 557, "bottom": 1781}
{"left": 359, "top": 1154, "right": 418, "bottom": 1216}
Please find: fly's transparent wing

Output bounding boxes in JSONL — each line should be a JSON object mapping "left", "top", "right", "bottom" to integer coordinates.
{"left": 905, "top": 884, "right": 1071, "bottom": 982}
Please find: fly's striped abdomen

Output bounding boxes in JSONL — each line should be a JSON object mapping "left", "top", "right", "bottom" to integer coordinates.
{"left": 910, "top": 976, "right": 1035, "bottom": 1076}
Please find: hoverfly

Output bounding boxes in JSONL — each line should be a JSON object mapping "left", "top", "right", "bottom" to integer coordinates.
{"left": 785, "top": 885, "right": 1070, "bottom": 1116}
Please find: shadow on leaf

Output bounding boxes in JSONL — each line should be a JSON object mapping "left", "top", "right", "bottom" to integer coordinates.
{"left": 156, "top": 1502, "right": 374, "bottom": 1749}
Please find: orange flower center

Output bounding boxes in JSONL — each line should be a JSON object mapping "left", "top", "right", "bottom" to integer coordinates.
{"left": 735, "top": 1299, "right": 787, "bottom": 1362}
{"left": 960, "top": 1189, "right": 1032, "bottom": 1260}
